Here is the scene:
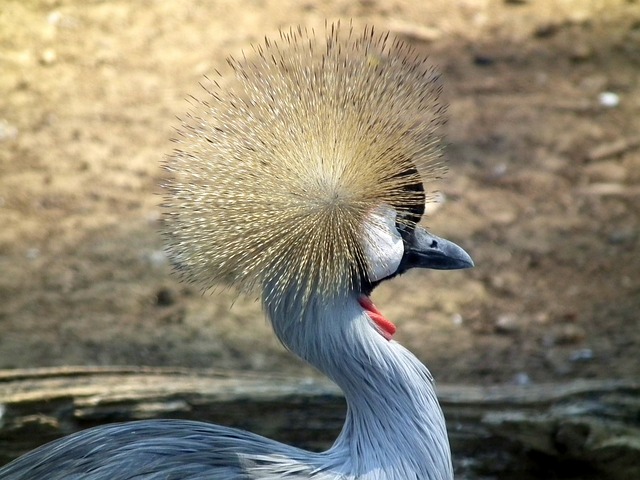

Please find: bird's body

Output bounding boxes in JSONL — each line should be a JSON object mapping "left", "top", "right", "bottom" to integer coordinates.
{"left": 0, "top": 23, "right": 472, "bottom": 480}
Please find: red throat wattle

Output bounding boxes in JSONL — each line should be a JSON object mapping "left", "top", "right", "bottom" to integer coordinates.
{"left": 358, "top": 296, "right": 397, "bottom": 341}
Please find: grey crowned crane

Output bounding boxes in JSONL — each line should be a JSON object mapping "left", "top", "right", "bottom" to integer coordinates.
{"left": 0, "top": 23, "right": 473, "bottom": 480}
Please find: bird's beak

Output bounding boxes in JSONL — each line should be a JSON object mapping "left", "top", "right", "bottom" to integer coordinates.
{"left": 399, "top": 225, "right": 474, "bottom": 272}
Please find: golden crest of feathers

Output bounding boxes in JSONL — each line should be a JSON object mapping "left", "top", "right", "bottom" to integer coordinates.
{"left": 163, "top": 22, "right": 446, "bottom": 309}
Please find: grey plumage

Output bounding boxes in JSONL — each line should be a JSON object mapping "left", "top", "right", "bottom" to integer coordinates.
{"left": 0, "top": 21, "right": 473, "bottom": 480}
{"left": 0, "top": 299, "right": 452, "bottom": 479}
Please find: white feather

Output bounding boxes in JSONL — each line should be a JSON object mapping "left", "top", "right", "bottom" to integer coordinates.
{"left": 362, "top": 205, "right": 404, "bottom": 282}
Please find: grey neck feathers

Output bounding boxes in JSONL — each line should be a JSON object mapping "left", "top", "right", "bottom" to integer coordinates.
{"left": 263, "top": 290, "right": 454, "bottom": 480}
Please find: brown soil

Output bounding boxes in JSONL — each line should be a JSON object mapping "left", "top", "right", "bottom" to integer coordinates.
{"left": 1, "top": 0, "right": 638, "bottom": 396}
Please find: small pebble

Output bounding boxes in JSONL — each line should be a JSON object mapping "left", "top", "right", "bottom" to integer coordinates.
{"left": 473, "top": 54, "right": 495, "bottom": 67}
{"left": 512, "top": 372, "right": 531, "bottom": 386}
{"left": 155, "top": 287, "right": 177, "bottom": 307}
{"left": 534, "top": 23, "right": 560, "bottom": 38}
{"left": 495, "top": 314, "right": 520, "bottom": 334}
{"left": 534, "top": 312, "right": 550, "bottom": 325}
{"left": 40, "top": 49, "right": 57, "bottom": 65}
{"left": 47, "top": 10, "right": 62, "bottom": 26}
{"left": 598, "top": 91, "right": 620, "bottom": 108}
{"left": 489, "top": 162, "right": 508, "bottom": 180}
{"left": 569, "top": 44, "right": 593, "bottom": 61}
{"left": 555, "top": 324, "right": 586, "bottom": 345}
{"left": 25, "top": 248, "right": 40, "bottom": 260}
{"left": 608, "top": 229, "right": 635, "bottom": 245}
{"left": 569, "top": 348, "right": 594, "bottom": 362}
{"left": 146, "top": 249, "right": 168, "bottom": 268}
{"left": 583, "top": 161, "right": 627, "bottom": 183}
{"left": 0, "top": 119, "right": 18, "bottom": 142}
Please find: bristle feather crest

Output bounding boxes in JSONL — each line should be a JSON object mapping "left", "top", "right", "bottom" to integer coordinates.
{"left": 163, "top": 23, "right": 446, "bottom": 311}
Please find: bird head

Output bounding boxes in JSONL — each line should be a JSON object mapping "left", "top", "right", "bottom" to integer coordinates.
{"left": 162, "top": 22, "right": 472, "bottom": 318}
{"left": 360, "top": 204, "right": 473, "bottom": 298}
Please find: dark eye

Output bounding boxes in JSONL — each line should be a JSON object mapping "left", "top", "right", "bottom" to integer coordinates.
{"left": 396, "top": 221, "right": 414, "bottom": 242}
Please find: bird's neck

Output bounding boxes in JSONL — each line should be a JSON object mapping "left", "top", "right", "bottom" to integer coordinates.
{"left": 265, "top": 293, "right": 453, "bottom": 480}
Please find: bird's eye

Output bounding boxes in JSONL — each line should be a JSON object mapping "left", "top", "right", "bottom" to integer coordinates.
{"left": 396, "top": 220, "right": 415, "bottom": 241}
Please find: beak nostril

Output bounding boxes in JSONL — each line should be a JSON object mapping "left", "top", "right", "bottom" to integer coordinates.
{"left": 430, "top": 240, "right": 438, "bottom": 248}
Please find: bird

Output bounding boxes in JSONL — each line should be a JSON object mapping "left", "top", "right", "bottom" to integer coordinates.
{"left": 0, "top": 22, "right": 473, "bottom": 480}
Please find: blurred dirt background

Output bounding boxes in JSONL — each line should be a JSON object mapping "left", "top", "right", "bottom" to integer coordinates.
{"left": 1, "top": 0, "right": 639, "bottom": 393}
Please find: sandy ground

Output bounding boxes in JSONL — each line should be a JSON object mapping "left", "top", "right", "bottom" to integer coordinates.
{"left": 1, "top": 0, "right": 639, "bottom": 399}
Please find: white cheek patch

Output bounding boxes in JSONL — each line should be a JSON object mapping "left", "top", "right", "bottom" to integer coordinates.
{"left": 362, "top": 205, "right": 404, "bottom": 282}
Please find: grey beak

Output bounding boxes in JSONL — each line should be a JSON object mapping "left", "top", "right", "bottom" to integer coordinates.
{"left": 399, "top": 225, "right": 474, "bottom": 273}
